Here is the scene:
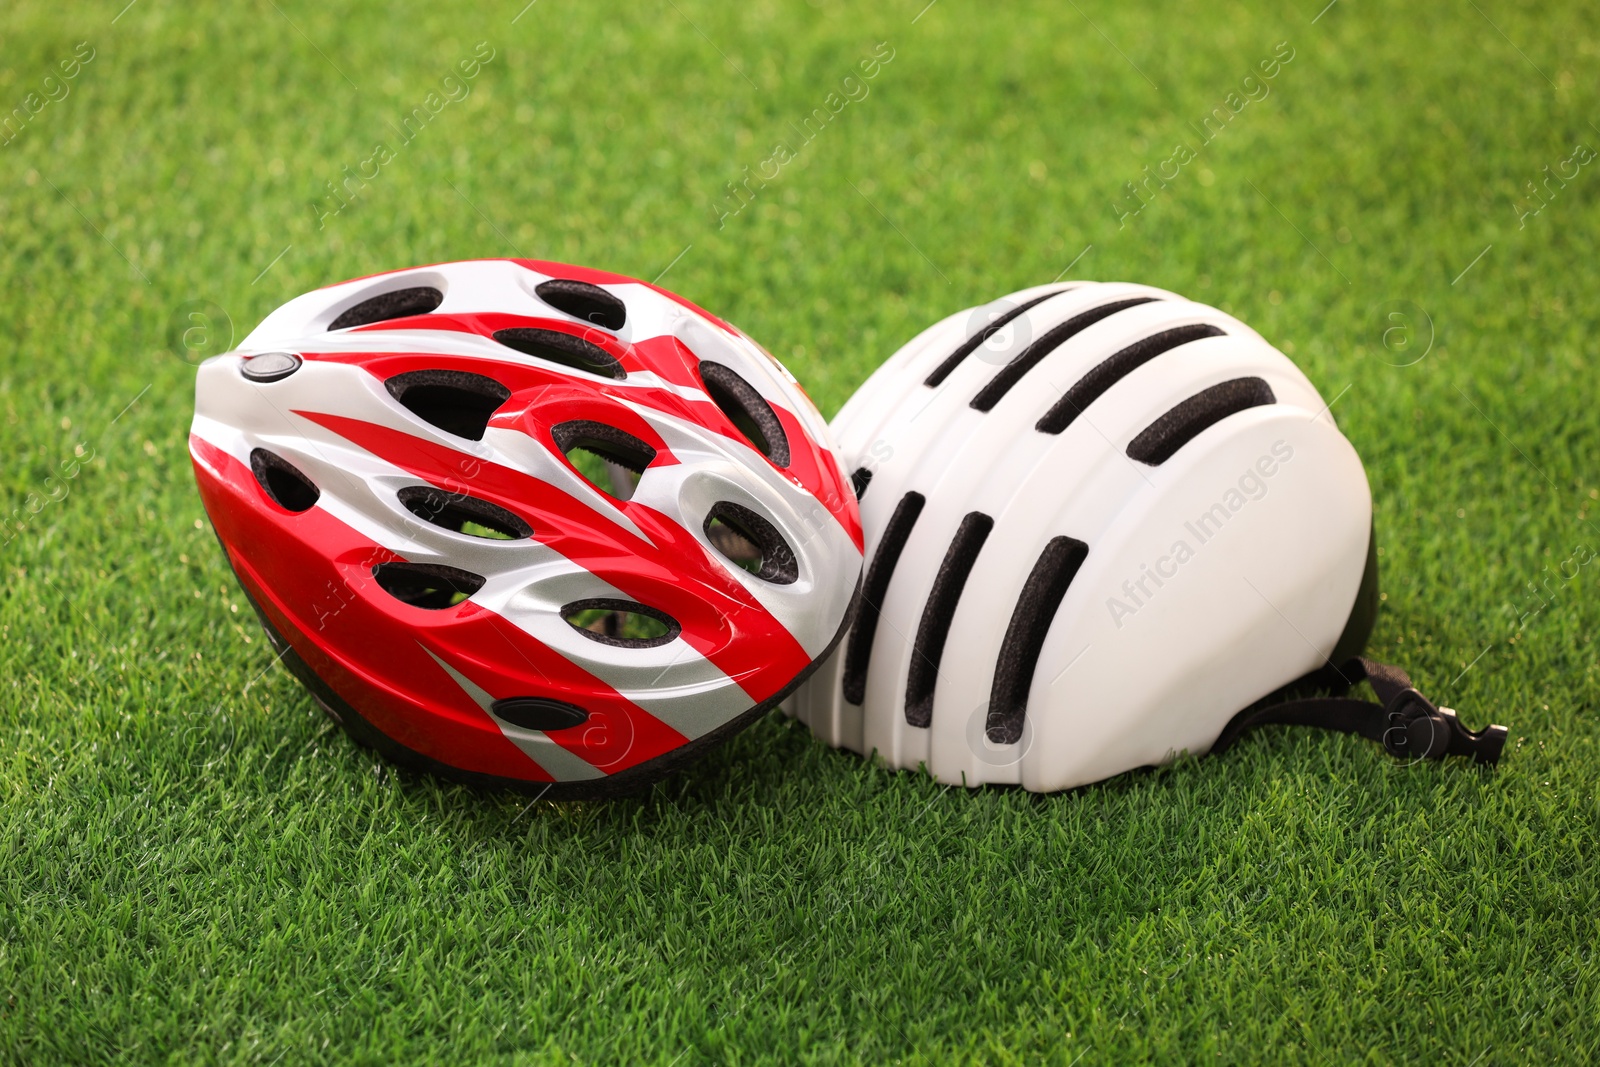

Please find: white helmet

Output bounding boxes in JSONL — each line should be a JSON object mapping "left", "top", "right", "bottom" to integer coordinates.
{"left": 790, "top": 281, "right": 1505, "bottom": 792}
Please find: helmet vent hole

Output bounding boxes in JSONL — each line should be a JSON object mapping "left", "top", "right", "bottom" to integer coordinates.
{"left": 397, "top": 486, "right": 532, "bottom": 540}
{"left": 372, "top": 561, "right": 485, "bottom": 609}
{"left": 329, "top": 286, "right": 444, "bottom": 330}
{"left": 490, "top": 697, "right": 589, "bottom": 731}
{"left": 1036, "top": 322, "right": 1226, "bottom": 435}
{"left": 904, "top": 511, "right": 994, "bottom": 728}
{"left": 987, "top": 536, "right": 1089, "bottom": 745}
{"left": 704, "top": 501, "right": 797, "bottom": 585}
{"left": 924, "top": 289, "right": 1068, "bottom": 389}
{"left": 535, "top": 279, "right": 627, "bottom": 331}
{"left": 493, "top": 327, "right": 625, "bottom": 380}
{"left": 842, "top": 491, "right": 926, "bottom": 706}
{"left": 970, "top": 297, "right": 1158, "bottom": 412}
{"left": 551, "top": 421, "right": 655, "bottom": 501}
{"left": 561, "top": 598, "right": 681, "bottom": 648}
{"left": 249, "top": 449, "right": 320, "bottom": 513}
{"left": 698, "top": 362, "right": 791, "bottom": 468}
{"left": 851, "top": 467, "right": 873, "bottom": 500}
{"left": 385, "top": 370, "right": 511, "bottom": 441}
{"left": 1126, "top": 377, "right": 1277, "bottom": 465}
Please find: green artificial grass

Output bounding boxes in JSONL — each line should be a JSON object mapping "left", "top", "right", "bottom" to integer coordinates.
{"left": 2, "top": 0, "right": 1598, "bottom": 1062}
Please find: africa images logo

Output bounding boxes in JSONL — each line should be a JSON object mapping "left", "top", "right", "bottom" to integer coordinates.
{"left": 1106, "top": 439, "right": 1295, "bottom": 628}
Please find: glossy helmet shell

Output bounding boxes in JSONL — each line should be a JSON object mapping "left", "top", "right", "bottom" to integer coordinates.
{"left": 789, "top": 281, "right": 1376, "bottom": 793}
{"left": 192, "top": 259, "right": 863, "bottom": 796}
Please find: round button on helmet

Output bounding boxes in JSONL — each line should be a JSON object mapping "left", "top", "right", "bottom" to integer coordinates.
{"left": 790, "top": 281, "right": 1505, "bottom": 792}
{"left": 192, "top": 259, "right": 863, "bottom": 797}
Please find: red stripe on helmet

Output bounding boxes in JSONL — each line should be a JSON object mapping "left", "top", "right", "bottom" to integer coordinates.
{"left": 289, "top": 347, "right": 864, "bottom": 556}
{"left": 190, "top": 433, "right": 691, "bottom": 779}
{"left": 293, "top": 412, "right": 813, "bottom": 703}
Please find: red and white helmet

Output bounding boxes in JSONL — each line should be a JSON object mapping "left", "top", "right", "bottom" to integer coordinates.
{"left": 191, "top": 259, "right": 863, "bottom": 797}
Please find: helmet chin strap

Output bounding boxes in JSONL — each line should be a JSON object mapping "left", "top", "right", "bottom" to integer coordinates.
{"left": 1212, "top": 656, "right": 1508, "bottom": 765}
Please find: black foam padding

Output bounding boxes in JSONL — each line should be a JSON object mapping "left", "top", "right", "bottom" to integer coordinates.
{"left": 371, "top": 561, "right": 486, "bottom": 609}
{"left": 493, "top": 328, "right": 625, "bottom": 379}
{"left": 535, "top": 278, "right": 627, "bottom": 331}
{"left": 698, "top": 361, "right": 792, "bottom": 468}
{"left": 904, "top": 511, "right": 994, "bottom": 728}
{"left": 490, "top": 697, "right": 591, "bottom": 731}
{"left": 1126, "top": 377, "right": 1276, "bottom": 465}
{"left": 969, "top": 298, "right": 1157, "bottom": 412}
{"left": 1035, "top": 323, "right": 1227, "bottom": 435}
{"left": 704, "top": 501, "right": 798, "bottom": 585}
{"left": 329, "top": 286, "right": 444, "bottom": 330}
{"left": 249, "top": 448, "right": 320, "bottom": 513}
{"left": 923, "top": 291, "right": 1065, "bottom": 388}
{"left": 561, "top": 597, "right": 682, "bottom": 648}
{"left": 986, "top": 536, "right": 1089, "bottom": 745}
{"left": 385, "top": 369, "right": 512, "bottom": 441}
{"left": 842, "top": 491, "right": 925, "bottom": 705}
{"left": 850, "top": 467, "right": 873, "bottom": 500}
{"left": 397, "top": 485, "right": 533, "bottom": 540}
{"left": 551, "top": 420, "right": 658, "bottom": 475}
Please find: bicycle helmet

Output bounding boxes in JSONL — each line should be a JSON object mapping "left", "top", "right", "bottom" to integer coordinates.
{"left": 790, "top": 281, "right": 1504, "bottom": 792}
{"left": 191, "top": 259, "right": 863, "bottom": 797}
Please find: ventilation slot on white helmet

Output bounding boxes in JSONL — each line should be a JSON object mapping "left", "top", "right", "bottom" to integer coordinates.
{"left": 699, "top": 362, "right": 791, "bottom": 467}
{"left": 494, "top": 328, "right": 625, "bottom": 380}
{"left": 923, "top": 291, "right": 1065, "bottom": 388}
{"left": 398, "top": 486, "right": 532, "bottom": 540}
{"left": 551, "top": 420, "right": 656, "bottom": 501}
{"left": 1035, "top": 323, "right": 1226, "bottom": 434}
{"left": 704, "top": 501, "right": 798, "bottom": 584}
{"left": 987, "top": 536, "right": 1089, "bottom": 745}
{"left": 851, "top": 467, "right": 873, "bottom": 500}
{"left": 1127, "top": 377, "right": 1277, "bottom": 465}
{"left": 970, "top": 298, "right": 1157, "bottom": 412}
{"left": 535, "top": 278, "right": 627, "bottom": 330}
{"left": 372, "top": 561, "right": 484, "bottom": 609}
{"left": 842, "top": 491, "right": 925, "bottom": 705}
{"left": 561, "top": 598, "right": 681, "bottom": 648}
{"left": 329, "top": 286, "right": 444, "bottom": 330}
{"left": 250, "top": 449, "right": 320, "bottom": 513}
{"left": 385, "top": 370, "right": 511, "bottom": 441}
{"left": 904, "top": 512, "right": 994, "bottom": 727}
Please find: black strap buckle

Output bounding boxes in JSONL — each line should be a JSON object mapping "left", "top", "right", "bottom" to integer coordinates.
{"left": 1381, "top": 687, "right": 1508, "bottom": 764}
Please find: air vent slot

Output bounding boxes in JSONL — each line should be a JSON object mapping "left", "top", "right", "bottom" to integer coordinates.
{"left": 1035, "top": 323, "right": 1226, "bottom": 435}
{"left": 851, "top": 467, "right": 873, "bottom": 500}
{"left": 904, "top": 512, "right": 994, "bottom": 728}
{"left": 535, "top": 278, "right": 627, "bottom": 331}
{"left": 372, "top": 561, "right": 485, "bottom": 609}
{"left": 704, "top": 501, "right": 797, "bottom": 585}
{"left": 842, "top": 491, "right": 925, "bottom": 705}
{"left": 329, "top": 286, "right": 444, "bottom": 330}
{"left": 923, "top": 291, "right": 1064, "bottom": 388}
{"left": 250, "top": 449, "right": 320, "bottom": 513}
{"left": 385, "top": 370, "right": 511, "bottom": 441}
{"left": 698, "top": 361, "right": 791, "bottom": 468}
{"left": 970, "top": 298, "right": 1157, "bottom": 412}
{"left": 490, "top": 697, "right": 589, "bottom": 731}
{"left": 561, "top": 598, "right": 681, "bottom": 648}
{"left": 551, "top": 421, "right": 656, "bottom": 500}
{"left": 987, "top": 537, "right": 1089, "bottom": 745}
{"left": 493, "top": 328, "right": 625, "bottom": 379}
{"left": 1126, "top": 377, "right": 1277, "bottom": 465}
{"left": 397, "top": 486, "right": 532, "bottom": 540}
